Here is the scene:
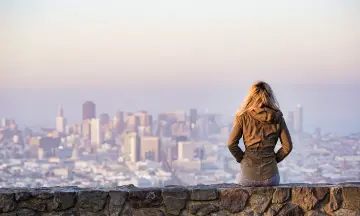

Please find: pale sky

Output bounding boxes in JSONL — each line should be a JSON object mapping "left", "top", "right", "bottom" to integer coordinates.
{"left": 1, "top": 0, "right": 360, "bottom": 88}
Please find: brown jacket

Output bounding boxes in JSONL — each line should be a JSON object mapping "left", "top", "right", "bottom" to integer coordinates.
{"left": 228, "top": 107, "right": 293, "bottom": 181}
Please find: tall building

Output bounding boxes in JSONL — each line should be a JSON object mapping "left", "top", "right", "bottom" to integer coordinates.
{"left": 178, "top": 141, "right": 195, "bottom": 161}
{"left": 123, "top": 131, "right": 140, "bottom": 162}
{"left": 1, "top": 118, "right": 9, "bottom": 128}
{"left": 189, "top": 109, "right": 198, "bottom": 139}
{"left": 295, "top": 104, "right": 303, "bottom": 133}
{"left": 82, "top": 119, "right": 91, "bottom": 140}
{"left": 83, "top": 101, "right": 96, "bottom": 120}
{"left": 99, "top": 113, "right": 110, "bottom": 126}
{"left": 287, "top": 111, "right": 294, "bottom": 133}
{"left": 56, "top": 105, "right": 66, "bottom": 133}
{"left": 90, "top": 118, "right": 103, "bottom": 147}
{"left": 140, "top": 136, "right": 161, "bottom": 162}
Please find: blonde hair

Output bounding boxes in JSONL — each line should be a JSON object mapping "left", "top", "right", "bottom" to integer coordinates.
{"left": 235, "top": 81, "right": 280, "bottom": 120}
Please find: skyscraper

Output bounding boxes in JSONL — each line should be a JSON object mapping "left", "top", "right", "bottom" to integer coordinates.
{"left": 123, "top": 131, "right": 140, "bottom": 162}
{"left": 287, "top": 111, "right": 294, "bottom": 133}
{"left": 295, "top": 104, "right": 303, "bottom": 133}
{"left": 82, "top": 101, "right": 96, "bottom": 120}
{"left": 99, "top": 113, "right": 110, "bottom": 126}
{"left": 56, "top": 105, "right": 66, "bottom": 133}
{"left": 140, "top": 136, "right": 161, "bottom": 162}
{"left": 90, "top": 118, "right": 103, "bottom": 147}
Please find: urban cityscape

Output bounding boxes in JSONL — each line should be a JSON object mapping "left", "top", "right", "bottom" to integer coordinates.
{"left": 0, "top": 102, "right": 359, "bottom": 188}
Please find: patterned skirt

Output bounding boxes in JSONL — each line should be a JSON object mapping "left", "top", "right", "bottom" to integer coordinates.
{"left": 237, "top": 169, "right": 280, "bottom": 187}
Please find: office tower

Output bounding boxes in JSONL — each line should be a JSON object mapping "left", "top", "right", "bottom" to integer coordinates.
{"left": 82, "top": 119, "right": 91, "bottom": 140}
{"left": 99, "top": 113, "right": 110, "bottom": 126}
{"left": 171, "top": 121, "right": 190, "bottom": 138}
{"left": 140, "top": 136, "right": 161, "bottom": 162}
{"left": 82, "top": 101, "right": 96, "bottom": 120}
{"left": 178, "top": 141, "right": 195, "bottom": 161}
{"left": 287, "top": 111, "right": 294, "bottom": 132}
{"left": 1, "top": 118, "right": 9, "bottom": 128}
{"left": 123, "top": 131, "right": 140, "bottom": 162}
{"left": 56, "top": 105, "right": 67, "bottom": 133}
{"left": 90, "top": 118, "right": 103, "bottom": 147}
{"left": 114, "top": 110, "right": 125, "bottom": 123}
{"left": 295, "top": 104, "right": 303, "bottom": 133}
{"left": 126, "top": 114, "right": 140, "bottom": 131}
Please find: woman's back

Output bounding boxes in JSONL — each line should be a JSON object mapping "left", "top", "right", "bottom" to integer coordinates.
{"left": 228, "top": 81, "right": 293, "bottom": 186}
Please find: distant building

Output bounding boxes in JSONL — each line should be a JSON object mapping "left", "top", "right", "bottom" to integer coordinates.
{"left": 189, "top": 108, "right": 198, "bottom": 138}
{"left": 82, "top": 101, "right": 96, "bottom": 120}
{"left": 82, "top": 119, "right": 91, "bottom": 140}
{"left": 56, "top": 105, "right": 66, "bottom": 133}
{"left": 123, "top": 131, "right": 140, "bottom": 162}
{"left": 90, "top": 118, "right": 103, "bottom": 147}
{"left": 178, "top": 141, "right": 195, "bottom": 161}
{"left": 295, "top": 104, "right": 303, "bottom": 133}
{"left": 287, "top": 111, "right": 294, "bottom": 133}
{"left": 99, "top": 113, "right": 110, "bottom": 126}
{"left": 140, "top": 136, "right": 161, "bottom": 162}
{"left": 1, "top": 118, "right": 9, "bottom": 128}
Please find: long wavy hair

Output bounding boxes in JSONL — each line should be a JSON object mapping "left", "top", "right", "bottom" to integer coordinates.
{"left": 235, "top": 81, "right": 280, "bottom": 121}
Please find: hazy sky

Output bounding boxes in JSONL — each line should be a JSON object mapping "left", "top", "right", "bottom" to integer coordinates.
{"left": 1, "top": 0, "right": 360, "bottom": 88}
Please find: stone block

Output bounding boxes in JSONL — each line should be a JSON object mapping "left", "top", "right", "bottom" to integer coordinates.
{"left": 272, "top": 187, "right": 291, "bottom": 204}
{"left": 128, "top": 188, "right": 162, "bottom": 208}
{"left": 219, "top": 188, "right": 249, "bottom": 213}
{"left": 342, "top": 186, "right": 360, "bottom": 211}
{"left": 77, "top": 190, "right": 108, "bottom": 212}
{"left": 162, "top": 186, "right": 188, "bottom": 215}
{"left": 190, "top": 185, "right": 218, "bottom": 201}
{"left": 292, "top": 187, "right": 319, "bottom": 212}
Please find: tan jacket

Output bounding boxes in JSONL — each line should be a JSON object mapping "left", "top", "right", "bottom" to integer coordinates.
{"left": 228, "top": 107, "right": 293, "bottom": 181}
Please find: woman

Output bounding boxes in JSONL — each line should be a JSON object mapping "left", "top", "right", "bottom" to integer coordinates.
{"left": 228, "top": 81, "right": 293, "bottom": 186}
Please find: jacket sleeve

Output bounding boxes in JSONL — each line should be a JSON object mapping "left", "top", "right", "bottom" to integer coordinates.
{"left": 228, "top": 115, "right": 244, "bottom": 163}
{"left": 276, "top": 116, "right": 293, "bottom": 163}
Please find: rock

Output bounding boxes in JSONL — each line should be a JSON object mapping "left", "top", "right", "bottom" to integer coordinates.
{"left": 41, "top": 209, "right": 77, "bottom": 216}
{"left": 314, "top": 187, "right": 330, "bottom": 201}
{"left": 264, "top": 204, "right": 284, "bottom": 216}
{"left": 53, "top": 191, "right": 76, "bottom": 211}
{"left": 14, "top": 190, "right": 32, "bottom": 202}
{"left": 132, "top": 208, "right": 165, "bottom": 216}
{"left": 190, "top": 203, "right": 219, "bottom": 216}
{"left": 190, "top": 185, "right": 218, "bottom": 201}
{"left": 219, "top": 188, "right": 250, "bottom": 213}
{"left": 342, "top": 187, "right": 360, "bottom": 211}
{"left": 304, "top": 210, "right": 328, "bottom": 216}
{"left": 0, "top": 212, "right": 16, "bottom": 216}
{"left": 210, "top": 210, "right": 229, "bottom": 216}
{"left": 277, "top": 203, "right": 303, "bottom": 216}
{"left": 128, "top": 188, "right": 162, "bottom": 208}
{"left": 109, "top": 190, "right": 128, "bottom": 216}
{"left": 17, "top": 198, "right": 50, "bottom": 212}
{"left": 249, "top": 188, "right": 274, "bottom": 213}
{"left": 16, "top": 208, "right": 36, "bottom": 216}
{"left": 292, "top": 187, "right": 318, "bottom": 212}
{"left": 333, "top": 209, "right": 360, "bottom": 216}
{"left": 324, "top": 187, "right": 342, "bottom": 213}
{"left": 78, "top": 210, "right": 109, "bottom": 216}
{"left": 77, "top": 190, "right": 108, "bottom": 212}
{"left": 0, "top": 193, "right": 16, "bottom": 213}
{"left": 31, "top": 188, "right": 54, "bottom": 199}
{"left": 272, "top": 188, "right": 291, "bottom": 204}
{"left": 162, "top": 187, "right": 188, "bottom": 215}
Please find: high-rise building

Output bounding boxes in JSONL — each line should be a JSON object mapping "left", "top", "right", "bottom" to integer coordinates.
{"left": 99, "top": 113, "right": 110, "bottom": 126}
{"left": 90, "top": 118, "right": 103, "bottom": 147}
{"left": 82, "top": 119, "right": 91, "bottom": 140}
{"left": 1, "top": 118, "right": 9, "bottom": 128}
{"left": 295, "top": 104, "right": 303, "bottom": 133}
{"left": 287, "top": 111, "right": 294, "bottom": 132}
{"left": 178, "top": 141, "right": 195, "bottom": 161}
{"left": 82, "top": 101, "right": 96, "bottom": 120}
{"left": 123, "top": 131, "right": 140, "bottom": 162}
{"left": 140, "top": 136, "right": 161, "bottom": 162}
{"left": 56, "top": 105, "right": 66, "bottom": 133}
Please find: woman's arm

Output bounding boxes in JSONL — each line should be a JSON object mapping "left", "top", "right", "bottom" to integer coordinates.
{"left": 276, "top": 117, "right": 293, "bottom": 163}
{"left": 228, "top": 116, "right": 244, "bottom": 163}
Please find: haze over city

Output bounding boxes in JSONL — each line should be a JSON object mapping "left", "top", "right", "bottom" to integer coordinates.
{"left": 0, "top": 0, "right": 360, "bottom": 191}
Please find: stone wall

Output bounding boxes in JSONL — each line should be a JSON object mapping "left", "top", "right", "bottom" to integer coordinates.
{"left": 0, "top": 183, "right": 360, "bottom": 216}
